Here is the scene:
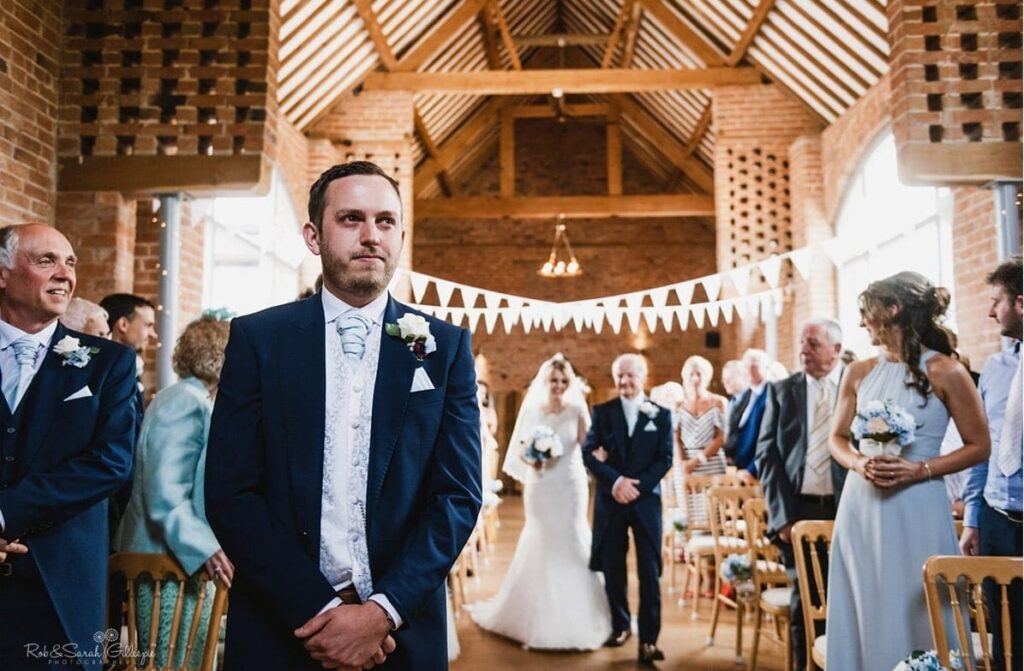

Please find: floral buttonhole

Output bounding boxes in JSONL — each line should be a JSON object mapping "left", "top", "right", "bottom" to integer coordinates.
{"left": 385, "top": 314, "right": 437, "bottom": 362}
{"left": 53, "top": 335, "right": 100, "bottom": 368}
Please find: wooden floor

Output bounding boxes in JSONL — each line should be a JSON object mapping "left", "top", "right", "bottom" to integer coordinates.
{"left": 451, "top": 496, "right": 788, "bottom": 671}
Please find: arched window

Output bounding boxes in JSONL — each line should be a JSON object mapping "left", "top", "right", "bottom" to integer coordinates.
{"left": 834, "top": 130, "right": 956, "bottom": 357}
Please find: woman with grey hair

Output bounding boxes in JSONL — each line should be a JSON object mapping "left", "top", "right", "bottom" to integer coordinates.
{"left": 59, "top": 297, "right": 110, "bottom": 338}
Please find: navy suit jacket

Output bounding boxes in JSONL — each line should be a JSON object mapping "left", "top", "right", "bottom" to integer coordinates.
{"left": 581, "top": 398, "right": 673, "bottom": 572}
{"left": 205, "top": 293, "right": 481, "bottom": 671}
{"left": 0, "top": 324, "right": 137, "bottom": 668}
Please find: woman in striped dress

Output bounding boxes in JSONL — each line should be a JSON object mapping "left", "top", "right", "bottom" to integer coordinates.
{"left": 676, "top": 356, "right": 729, "bottom": 522}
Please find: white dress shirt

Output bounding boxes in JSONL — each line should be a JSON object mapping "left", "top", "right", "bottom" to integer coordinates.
{"left": 317, "top": 289, "right": 402, "bottom": 628}
{"left": 801, "top": 365, "right": 842, "bottom": 496}
{"left": 621, "top": 394, "right": 644, "bottom": 436}
{"left": 0, "top": 318, "right": 59, "bottom": 533}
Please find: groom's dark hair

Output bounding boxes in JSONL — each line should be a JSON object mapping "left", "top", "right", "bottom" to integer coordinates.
{"left": 308, "top": 161, "right": 403, "bottom": 232}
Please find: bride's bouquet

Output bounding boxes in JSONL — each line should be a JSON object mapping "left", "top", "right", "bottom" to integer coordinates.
{"left": 851, "top": 399, "right": 917, "bottom": 457}
{"left": 522, "top": 426, "right": 564, "bottom": 468}
{"left": 892, "top": 650, "right": 962, "bottom": 671}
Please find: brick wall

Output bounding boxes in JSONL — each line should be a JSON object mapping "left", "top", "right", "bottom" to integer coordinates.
{"left": 951, "top": 186, "right": 1002, "bottom": 367}
{"left": 276, "top": 113, "right": 309, "bottom": 223}
{"left": 415, "top": 118, "right": 721, "bottom": 394}
{"left": 56, "top": 191, "right": 136, "bottom": 300}
{"left": 712, "top": 84, "right": 824, "bottom": 364}
{"left": 0, "top": 0, "right": 62, "bottom": 226}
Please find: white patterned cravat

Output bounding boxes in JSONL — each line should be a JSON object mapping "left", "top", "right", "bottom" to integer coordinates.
{"left": 997, "top": 355, "right": 1023, "bottom": 477}
{"left": 336, "top": 313, "right": 372, "bottom": 360}
{"left": 807, "top": 380, "right": 833, "bottom": 474}
{"left": 3, "top": 337, "right": 38, "bottom": 410}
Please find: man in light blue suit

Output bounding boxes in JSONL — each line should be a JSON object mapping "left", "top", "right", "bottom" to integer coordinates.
{"left": 206, "top": 162, "right": 482, "bottom": 671}
{"left": 0, "top": 223, "right": 138, "bottom": 669}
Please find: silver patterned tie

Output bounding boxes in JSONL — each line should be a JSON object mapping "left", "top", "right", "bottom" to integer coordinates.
{"left": 4, "top": 337, "right": 38, "bottom": 410}
{"left": 336, "top": 313, "right": 372, "bottom": 360}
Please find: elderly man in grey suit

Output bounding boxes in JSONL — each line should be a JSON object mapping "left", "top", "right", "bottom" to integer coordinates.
{"left": 755, "top": 318, "right": 847, "bottom": 671}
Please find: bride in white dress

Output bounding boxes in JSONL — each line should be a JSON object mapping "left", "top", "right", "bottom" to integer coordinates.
{"left": 469, "top": 354, "right": 612, "bottom": 650}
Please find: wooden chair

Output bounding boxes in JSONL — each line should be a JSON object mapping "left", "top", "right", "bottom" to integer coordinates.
{"left": 923, "top": 555, "right": 1023, "bottom": 671}
{"left": 706, "top": 484, "right": 762, "bottom": 664}
{"left": 792, "top": 520, "right": 834, "bottom": 671}
{"left": 744, "top": 497, "right": 793, "bottom": 671}
{"left": 108, "top": 553, "right": 228, "bottom": 671}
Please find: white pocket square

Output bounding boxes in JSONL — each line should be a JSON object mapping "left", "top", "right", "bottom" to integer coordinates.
{"left": 410, "top": 367, "right": 436, "bottom": 393}
{"left": 643, "top": 420, "right": 657, "bottom": 432}
{"left": 63, "top": 385, "right": 93, "bottom": 402}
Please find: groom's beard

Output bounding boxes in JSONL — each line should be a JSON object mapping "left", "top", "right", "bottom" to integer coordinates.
{"left": 322, "top": 245, "right": 398, "bottom": 300}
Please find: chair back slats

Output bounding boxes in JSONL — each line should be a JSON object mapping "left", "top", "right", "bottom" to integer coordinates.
{"left": 923, "top": 555, "right": 1022, "bottom": 671}
{"left": 742, "top": 498, "right": 787, "bottom": 586}
{"left": 707, "top": 485, "right": 760, "bottom": 545}
{"left": 109, "top": 553, "right": 229, "bottom": 671}
{"left": 791, "top": 520, "right": 834, "bottom": 644}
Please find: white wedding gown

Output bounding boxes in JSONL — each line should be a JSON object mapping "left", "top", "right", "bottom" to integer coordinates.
{"left": 469, "top": 405, "right": 612, "bottom": 649}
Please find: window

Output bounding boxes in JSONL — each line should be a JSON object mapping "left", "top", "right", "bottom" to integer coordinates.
{"left": 834, "top": 131, "right": 956, "bottom": 357}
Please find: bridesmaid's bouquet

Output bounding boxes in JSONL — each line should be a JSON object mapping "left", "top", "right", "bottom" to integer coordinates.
{"left": 892, "top": 650, "right": 962, "bottom": 671}
{"left": 851, "top": 400, "right": 917, "bottom": 457}
{"left": 719, "top": 553, "right": 753, "bottom": 583}
{"left": 523, "top": 426, "right": 565, "bottom": 467}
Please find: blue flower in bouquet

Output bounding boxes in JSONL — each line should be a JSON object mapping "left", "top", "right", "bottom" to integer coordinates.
{"left": 719, "top": 553, "right": 753, "bottom": 583}
{"left": 892, "top": 650, "right": 962, "bottom": 671}
{"left": 851, "top": 399, "right": 918, "bottom": 446}
{"left": 523, "top": 425, "right": 565, "bottom": 465}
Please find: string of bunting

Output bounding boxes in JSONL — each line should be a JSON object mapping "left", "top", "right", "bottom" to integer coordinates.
{"left": 387, "top": 246, "right": 816, "bottom": 335}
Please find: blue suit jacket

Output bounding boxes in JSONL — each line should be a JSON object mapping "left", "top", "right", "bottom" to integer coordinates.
{"left": 0, "top": 324, "right": 137, "bottom": 668}
{"left": 205, "top": 293, "right": 481, "bottom": 671}
{"left": 582, "top": 398, "right": 673, "bottom": 572}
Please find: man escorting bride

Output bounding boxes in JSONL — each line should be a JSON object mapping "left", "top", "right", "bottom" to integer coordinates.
{"left": 469, "top": 354, "right": 612, "bottom": 650}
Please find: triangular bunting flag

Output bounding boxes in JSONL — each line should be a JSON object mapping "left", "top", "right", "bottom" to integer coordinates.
{"left": 691, "top": 304, "right": 706, "bottom": 329}
{"left": 434, "top": 279, "right": 455, "bottom": 308}
{"left": 448, "top": 308, "right": 465, "bottom": 327}
{"left": 641, "top": 308, "right": 659, "bottom": 333}
{"left": 460, "top": 286, "right": 480, "bottom": 309}
{"left": 758, "top": 255, "right": 783, "bottom": 289}
{"left": 521, "top": 315, "right": 533, "bottom": 334}
{"left": 571, "top": 308, "right": 586, "bottom": 332}
{"left": 605, "top": 306, "right": 624, "bottom": 334}
{"left": 789, "top": 247, "right": 813, "bottom": 280}
{"left": 624, "top": 292, "right": 645, "bottom": 311}
{"left": 483, "top": 309, "right": 499, "bottom": 334}
{"left": 720, "top": 299, "right": 735, "bottom": 324}
{"left": 772, "top": 288, "right": 785, "bottom": 317}
{"left": 499, "top": 308, "right": 517, "bottom": 334}
{"left": 466, "top": 309, "right": 482, "bottom": 333}
{"left": 727, "top": 266, "right": 751, "bottom": 296}
{"left": 649, "top": 287, "right": 670, "bottom": 308}
{"left": 434, "top": 308, "right": 448, "bottom": 322}
{"left": 483, "top": 291, "right": 502, "bottom": 311}
{"left": 701, "top": 275, "right": 722, "bottom": 302}
{"left": 540, "top": 309, "right": 554, "bottom": 332}
{"left": 591, "top": 306, "right": 605, "bottom": 334}
{"left": 674, "top": 282, "right": 695, "bottom": 308}
{"left": 675, "top": 306, "right": 690, "bottom": 330}
{"left": 759, "top": 293, "right": 774, "bottom": 322}
{"left": 625, "top": 305, "right": 642, "bottom": 333}
{"left": 657, "top": 306, "right": 674, "bottom": 331}
{"left": 706, "top": 301, "right": 721, "bottom": 327}
{"left": 410, "top": 272, "right": 430, "bottom": 303}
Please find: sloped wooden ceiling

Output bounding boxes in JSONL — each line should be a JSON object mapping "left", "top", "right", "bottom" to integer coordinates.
{"left": 277, "top": 0, "right": 889, "bottom": 197}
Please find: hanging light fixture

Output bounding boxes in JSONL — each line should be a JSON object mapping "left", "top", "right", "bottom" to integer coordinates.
{"left": 538, "top": 215, "right": 582, "bottom": 278}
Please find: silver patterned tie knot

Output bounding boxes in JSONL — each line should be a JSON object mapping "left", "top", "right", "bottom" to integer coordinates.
{"left": 336, "top": 313, "right": 372, "bottom": 361}
{"left": 4, "top": 337, "right": 38, "bottom": 409}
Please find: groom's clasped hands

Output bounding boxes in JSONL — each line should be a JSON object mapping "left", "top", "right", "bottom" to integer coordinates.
{"left": 294, "top": 603, "right": 396, "bottom": 670}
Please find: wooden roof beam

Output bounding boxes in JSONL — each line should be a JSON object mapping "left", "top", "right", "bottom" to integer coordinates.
{"left": 414, "top": 97, "right": 510, "bottom": 194}
{"left": 512, "top": 103, "right": 610, "bottom": 118}
{"left": 363, "top": 67, "right": 761, "bottom": 94}
{"left": 414, "top": 111, "right": 454, "bottom": 196}
{"left": 602, "top": 0, "right": 632, "bottom": 68}
{"left": 636, "top": 0, "right": 726, "bottom": 66}
{"left": 619, "top": 1, "right": 644, "bottom": 68}
{"left": 415, "top": 194, "right": 716, "bottom": 219}
{"left": 727, "top": 0, "right": 776, "bottom": 66}
{"left": 487, "top": 0, "right": 522, "bottom": 70}
{"left": 683, "top": 102, "right": 713, "bottom": 156}
{"left": 515, "top": 33, "right": 610, "bottom": 48}
{"left": 352, "top": 0, "right": 398, "bottom": 70}
{"left": 394, "top": 0, "right": 489, "bottom": 72}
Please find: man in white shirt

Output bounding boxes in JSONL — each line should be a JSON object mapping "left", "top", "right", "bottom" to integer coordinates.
{"left": 755, "top": 318, "right": 848, "bottom": 670}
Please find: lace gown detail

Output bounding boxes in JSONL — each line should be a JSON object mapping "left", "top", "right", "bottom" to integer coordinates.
{"left": 469, "top": 405, "right": 612, "bottom": 649}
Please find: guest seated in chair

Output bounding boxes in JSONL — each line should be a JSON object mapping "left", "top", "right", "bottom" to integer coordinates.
{"left": 114, "top": 314, "right": 234, "bottom": 670}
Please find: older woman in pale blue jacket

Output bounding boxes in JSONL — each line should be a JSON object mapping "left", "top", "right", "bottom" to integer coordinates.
{"left": 114, "top": 315, "right": 233, "bottom": 669}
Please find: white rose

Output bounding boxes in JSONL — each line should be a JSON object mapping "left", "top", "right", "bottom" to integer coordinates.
{"left": 396, "top": 314, "right": 431, "bottom": 340}
{"left": 53, "top": 335, "right": 81, "bottom": 355}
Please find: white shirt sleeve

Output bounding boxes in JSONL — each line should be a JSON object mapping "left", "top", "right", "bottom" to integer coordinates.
{"left": 369, "top": 593, "right": 403, "bottom": 629}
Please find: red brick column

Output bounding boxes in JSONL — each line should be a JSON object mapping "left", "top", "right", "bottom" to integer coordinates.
{"left": 56, "top": 191, "right": 137, "bottom": 301}
{"left": 951, "top": 186, "right": 1002, "bottom": 367}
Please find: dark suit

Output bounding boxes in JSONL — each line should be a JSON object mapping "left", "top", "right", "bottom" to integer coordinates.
{"left": 754, "top": 369, "right": 847, "bottom": 670}
{"left": 724, "top": 386, "right": 766, "bottom": 475}
{"left": 205, "top": 294, "right": 481, "bottom": 671}
{"left": 0, "top": 325, "right": 137, "bottom": 669}
{"left": 582, "top": 398, "right": 672, "bottom": 645}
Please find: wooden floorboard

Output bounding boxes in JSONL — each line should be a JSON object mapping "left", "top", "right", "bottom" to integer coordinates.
{"left": 451, "top": 495, "right": 787, "bottom": 670}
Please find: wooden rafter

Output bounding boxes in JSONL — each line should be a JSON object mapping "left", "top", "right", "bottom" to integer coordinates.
{"left": 500, "top": 108, "right": 515, "bottom": 196}
{"left": 478, "top": 11, "right": 502, "bottom": 68}
{"left": 606, "top": 112, "right": 623, "bottom": 196}
{"left": 636, "top": 0, "right": 726, "bottom": 66}
{"left": 611, "top": 94, "right": 713, "bottom": 193}
{"left": 602, "top": 0, "right": 632, "bottom": 68}
{"left": 488, "top": 0, "right": 522, "bottom": 70}
{"left": 414, "top": 97, "right": 510, "bottom": 194}
{"left": 683, "top": 103, "right": 712, "bottom": 157}
{"left": 415, "top": 194, "right": 716, "bottom": 219}
{"left": 394, "top": 0, "right": 489, "bottom": 72}
{"left": 363, "top": 67, "right": 760, "bottom": 94}
{"left": 352, "top": 0, "right": 398, "bottom": 70}
{"left": 619, "top": 1, "right": 644, "bottom": 68}
{"left": 512, "top": 103, "right": 610, "bottom": 118}
{"left": 726, "top": 0, "right": 775, "bottom": 66}
{"left": 414, "top": 111, "right": 454, "bottom": 197}
{"left": 515, "top": 33, "right": 609, "bottom": 47}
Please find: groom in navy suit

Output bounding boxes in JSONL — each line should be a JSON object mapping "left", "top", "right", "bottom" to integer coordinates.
{"left": 583, "top": 354, "right": 673, "bottom": 666}
{"left": 206, "top": 161, "right": 481, "bottom": 671}
{"left": 0, "top": 224, "right": 138, "bottom": 669}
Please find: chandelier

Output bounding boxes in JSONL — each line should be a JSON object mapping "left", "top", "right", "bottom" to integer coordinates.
{"left": 538, "top": 218, "right": 582, "bottom": 278}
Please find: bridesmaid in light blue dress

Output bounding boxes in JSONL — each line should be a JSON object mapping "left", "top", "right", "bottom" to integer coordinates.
{"left": 825, "top": 272, "right": 990, "bottom": 671}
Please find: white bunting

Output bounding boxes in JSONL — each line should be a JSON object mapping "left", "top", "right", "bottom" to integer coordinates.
{"left": 720, "top": 299, "right": 735, "bottom": 324}
{"left": 625, "top": 305, "right": 643, "bottom": 333}
{"left": 500, "top": 308, "right": 517, "bottom": 334}
{"left": 591, "top": 306, "right": 605, "bottom": 334}
{"left": 760, "top": 293, "right": 774, "bottom": 322}
{"left": 675, "top": 306, "right": 690, "bottom": 330}
{"left": 642, "top": 308, "right": 659, "bottom": 333}
{"left": 691, "top": 304, "right": 706, "bottom": 329}
{"left": 649, "top": 287, "right": 670, "bottom": 308}
{"left": 410, "top": 273, "right": 431, "bottom": 304}
{"left": 674, "top": 282, "right": 695, "bottom": 308}
{"left": 706, "top": 301, "right": 721, "bottom": 327}
{"left": 772, "top": 288, "right": 785, "bottom": 316}
{"left": 822, "top": 237, "right": 852, "bottom": 266}
{"left": 483, "top": 309, "right": 499, "bottom": 334}
{"left": 434, "top": 279, "right": 455, "bottom": 308}
{"left": 605, "top": 306, "right": 624, "bottom": 334}
{"left": 434, "top": 308, "right": 448, "bottom": 322}
{"left": 507, "top": 296, "right": 525, "bottom": 312}
{"left": 758, "top": 255, "right": 783, "bottom": 288}
{"left": 460, "top": 286, "right": 480, "bottom": 309}
{"left": 624, "top": 292, "right": 645, "bottom": 311}
{"left": 466, "top": 309, "right": 482, "bottom": 333}
{"left": 657, "top": 306, "right": 674, "bottom": 331}
{"left": 521, "top": 315, "right": 533, "bottom": 334}
{"left": 448, "top": 308, "right": 465, "bottom": 328}
{"left": 727, "top": 266, "right": 751, "bottom": 296}
{"left": 789, "top": 247, "right": 813, "bottom": 280}
{"left": 571, "top": 309, "right": 586, "bottom": 332}
{"left": 483, "top": 291, "right": 502, "bottom": 311}
{"left": 701, "top": 275, "right": 722, "bottom": 302}
{"left": 540, "top": 309, "right": 554, "bottom": 332}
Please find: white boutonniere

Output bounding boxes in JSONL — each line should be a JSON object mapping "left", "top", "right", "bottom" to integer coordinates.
{"left": 640, "top": 400, "right": 660, "bottom": 419}
{"left": 53, "top": 335, "right": 99, "bottom": 368}
{"left": 385, "top": 313, "right": 437, "bottom": 362}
